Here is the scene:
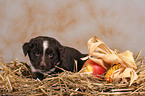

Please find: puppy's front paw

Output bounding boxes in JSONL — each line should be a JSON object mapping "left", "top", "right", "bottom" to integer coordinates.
{"left": 32, "top": 72, "right": 45, "bottom": 80}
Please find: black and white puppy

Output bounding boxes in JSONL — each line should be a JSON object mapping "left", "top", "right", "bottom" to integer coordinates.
{"left": 22, "top": 36, "right": 86, "bottom": 79}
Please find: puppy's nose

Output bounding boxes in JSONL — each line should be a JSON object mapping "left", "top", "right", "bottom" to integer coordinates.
{"left": 40, "top": 62, "right": 47, "bottom": 70}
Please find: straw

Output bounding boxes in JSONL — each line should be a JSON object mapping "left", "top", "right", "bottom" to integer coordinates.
{"left": 0, "top": 54, "right": 145, "bottom": 95}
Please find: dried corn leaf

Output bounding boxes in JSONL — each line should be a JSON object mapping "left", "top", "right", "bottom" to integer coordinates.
{"left": 88, "top": 36, "right": 122, "bottom": 68}
{"left": 88, "top": 36, "right": 114, "bottom": 55}
{"left": 89, "top": 57, "right": 107, "bottom": 69}
{"left": 118, "top": 67, "right": 138, "bottom": 86}
{"left": 106, "top": 65, "right": 138, "bottom": 85}
{"left": 118, "top": 50, "right": 137, "bottom": 69}
{"left": 87, "top": 36, "right": 138, "bottom": 85}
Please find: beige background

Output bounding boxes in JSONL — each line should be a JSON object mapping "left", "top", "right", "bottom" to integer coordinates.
{"left": 0, "top": 0, "right": 145, "bottom": 63}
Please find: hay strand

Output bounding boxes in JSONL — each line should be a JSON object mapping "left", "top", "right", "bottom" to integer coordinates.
{"left": 0, "top": 54, "right": 145, "bottom": 95}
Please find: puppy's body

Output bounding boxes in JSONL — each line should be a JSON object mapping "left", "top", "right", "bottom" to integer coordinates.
{"left": 23, "top": 36, "right": 86, "bottom": 79}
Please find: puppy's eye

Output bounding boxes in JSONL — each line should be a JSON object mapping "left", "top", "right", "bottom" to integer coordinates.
{"left": 35, "top": 52, "right": 40, "bottom": 56}
{"left": 48, "top": 53, "right": 53, "bottom": 58}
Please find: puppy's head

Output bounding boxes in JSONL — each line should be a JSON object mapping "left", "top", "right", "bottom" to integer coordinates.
{"left": 22, "top": 36, "right": 64, "bottom": 74}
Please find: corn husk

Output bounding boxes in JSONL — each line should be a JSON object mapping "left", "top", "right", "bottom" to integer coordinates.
{"left": 86, "top": 36, "right": 138, "bottom": 85}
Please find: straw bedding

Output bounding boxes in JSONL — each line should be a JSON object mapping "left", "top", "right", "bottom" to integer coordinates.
{"left": 0, "top": 54, "right": 145, "bottom": 96}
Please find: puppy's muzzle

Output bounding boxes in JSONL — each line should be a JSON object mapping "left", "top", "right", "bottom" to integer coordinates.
{"left": 40, "top": 62, "right": 47, "bottom": 70}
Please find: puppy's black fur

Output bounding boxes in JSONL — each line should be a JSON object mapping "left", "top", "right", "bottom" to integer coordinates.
{"left": 23, "top": 36, "right": 87, "bottom": 79}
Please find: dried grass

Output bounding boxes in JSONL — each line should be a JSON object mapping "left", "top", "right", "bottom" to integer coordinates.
{"left": 0, "top": 54, "right": 145, "bottom": 96}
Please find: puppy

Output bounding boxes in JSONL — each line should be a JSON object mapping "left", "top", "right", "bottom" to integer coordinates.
{"left": 22, "top": 36, "right": 87, "bottom": 79}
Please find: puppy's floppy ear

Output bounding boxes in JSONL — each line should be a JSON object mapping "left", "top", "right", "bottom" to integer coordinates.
{"left": 22, "top": 42, "right": 30, "bottom": 56}
{"left": 55, "top": 41, "right": 64, "bottom": 60}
